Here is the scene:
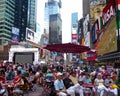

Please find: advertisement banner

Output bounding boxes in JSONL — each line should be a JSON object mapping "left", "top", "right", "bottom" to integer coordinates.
{"left": 11, "top": 27, "right": 19, "bottom": 43}
{"left": 26, "top": 28, "right": 35, "bottom": 42}
{"left": 98, "top": 17, "right": 117, "bottom": 55}
{"left": 102, "top": 0, "right": 115, "bottom": 25}
{"left": 11, "top": 34, "right": 19, "bottom": 43}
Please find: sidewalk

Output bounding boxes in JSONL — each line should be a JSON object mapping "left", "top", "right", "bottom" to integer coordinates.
{"left": 24, "top": 84, "right": 44, "bottom": 96}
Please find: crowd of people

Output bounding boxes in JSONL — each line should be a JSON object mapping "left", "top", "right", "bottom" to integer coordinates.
{"left": 0, "top": 62, "right": 119, "bottom": 96}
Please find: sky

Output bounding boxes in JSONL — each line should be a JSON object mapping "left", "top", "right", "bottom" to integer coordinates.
{"left": 37, "top": 0, "right": 83, "bottom": 43}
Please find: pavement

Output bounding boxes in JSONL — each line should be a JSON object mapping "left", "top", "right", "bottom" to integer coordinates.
{"left": 24, "top": 84, "right": 44, "bottom": 96}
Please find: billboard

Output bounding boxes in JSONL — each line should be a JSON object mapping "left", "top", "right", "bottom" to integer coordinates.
{"left": 98, "top": 17, "right": 117, "bottom": 55}
{"left": 72, "top": 34, "right": 77, "bottom": 39}
{"left": 71, "top": 12, "right": 78, "bottom": 28}
{"left": 11, "top": 27, "right": 19, "bottom": 43}
{"left": 102, "top": 0, "right": 115, "bottom": 25}
{"left": 26, "top": 28, "right": 35, "bottom": 42}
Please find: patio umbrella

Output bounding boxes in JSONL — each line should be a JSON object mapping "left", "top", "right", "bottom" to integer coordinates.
{"left": 43, "top": 43, "right": 90, "bottom": 53}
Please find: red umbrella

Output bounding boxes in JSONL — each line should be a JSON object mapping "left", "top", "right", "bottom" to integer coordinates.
{"left": 43, "top": 43, "right": 90, "bottom": 53}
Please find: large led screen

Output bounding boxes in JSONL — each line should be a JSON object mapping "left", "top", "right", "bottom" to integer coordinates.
{"left": 14, "top": 52, "right": 34, "bottom": 64}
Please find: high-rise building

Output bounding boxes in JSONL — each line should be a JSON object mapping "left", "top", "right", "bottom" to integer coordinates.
{"left": 0, "top": 0, "right": 37, "bottom": 44}
{"left": 0, "top": 0, "right": 37, "bottom": 61}
{"left": 49, "top": 14, "right": 62, "bottom": 44}
{"left": 83, "top": 0, "right": 90, "bottom": 17}
{"left": 14, "top": 0, "right": 37, "bottom": 41}
{"left": 44, "top": 0, "right": 62, "bottom": 44}
{"left": 0, "top": 0, "right": 15, "bottom": 44}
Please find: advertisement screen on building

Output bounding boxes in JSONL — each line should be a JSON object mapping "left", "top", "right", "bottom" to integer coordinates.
{"left": 72, "top": 34, "right": 77, "bottom": 39}
{"left": 98, "top": 17, "right": 117, "bottom": 55}
{"left": 11, "top": 27, "right": 20, "bottom": 43}
{"left": 102, "top": 0, "right": 115, "bottom": 25}
{"left": 72, "top": 39, "right": 77, "bottom": 43}
{"left": 26, "top": 28, "right": 35, "bottom": 42}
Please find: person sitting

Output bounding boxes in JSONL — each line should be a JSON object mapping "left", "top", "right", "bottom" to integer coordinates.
{"left": 54, "top": 72, "right": 75, "bottom": 96}
{"left": 78, "top": 72, "right": 85, "bottom": 84}
{"left": 13, "top": 71, "right": 24, "bottom": 95}
{"left": 84, "top": 73, "right": 91, "bottom": 84}
{"left": 104, "top": 74, "right": 113, "bottom": 88}
{"left": 63, "top": 72, "right": 84, "bottom": 96}
{"left": 93, "top": 73, "right": 108, "bottom": 96}
{"left": 69, "top": 71, "right": 78, "bottom": 85}
{"left": 0, "top": 82, "right": 5, "bottom": 95}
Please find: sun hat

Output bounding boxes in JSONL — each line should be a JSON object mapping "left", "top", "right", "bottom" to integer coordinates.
{"left": 98, "top": 73, "right": 102, "bottom": 76}
{"left": 57, "top": 72, "right": 62, "bottom": 76}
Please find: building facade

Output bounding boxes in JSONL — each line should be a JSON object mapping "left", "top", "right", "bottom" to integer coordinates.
{"left": 0, "top": 0, "right": 15, "bottom": 45}
{"left": 83, "top": 0, "right": 90, "bottom": 17}
{"left": 49, "top": 14, "right": 62, "bottom": 44}
{"left": 0, "top": 0, "right": 37, "bottom": 61}
{"left": 44, "top": 0, "right": 62, "bottom": 44}
{"left": 14, "top": 0, "right": 37, "bottom": 41}
{"left": 0, "top": 0, "right": 37, "bottom": 44}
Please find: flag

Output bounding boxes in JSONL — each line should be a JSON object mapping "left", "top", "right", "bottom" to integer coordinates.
{"left": 118, "top": 0, "right": 120, "bottom": 10}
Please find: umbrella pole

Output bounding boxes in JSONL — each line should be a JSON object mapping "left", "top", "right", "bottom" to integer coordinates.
{"left": 65, "top": 53, "right": 68, "bottom": 69}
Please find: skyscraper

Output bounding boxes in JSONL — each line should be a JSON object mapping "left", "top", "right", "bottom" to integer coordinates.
{"left": 0, "top": 0, "right": 37, "bottom": 61}
{"left": 44, "top": 0, "right": 62, "bottom": 44}
{"left": 14, "top": 0, "right": 37, "bottom": 41}
{"left": 49, "top": 14, "right": 62, "bottom": 44}
{"left": 0, "top": 0, "right": 15, "bottom": 44}
{"left": 0, "top": 0, "right": 37, "bottom": 44}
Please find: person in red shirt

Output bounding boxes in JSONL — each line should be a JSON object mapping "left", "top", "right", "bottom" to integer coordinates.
{"left": 111, "top": 71, "right": 117, "bottom": 81}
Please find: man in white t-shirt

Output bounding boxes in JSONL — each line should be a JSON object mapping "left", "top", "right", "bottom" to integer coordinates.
{"left": 54, "top": 72, "right": 75, "bottom": 96}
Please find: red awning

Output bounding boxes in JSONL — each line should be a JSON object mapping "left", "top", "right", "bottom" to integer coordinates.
{"left": 43, "top": 43, "right": 90, "bottom": 53}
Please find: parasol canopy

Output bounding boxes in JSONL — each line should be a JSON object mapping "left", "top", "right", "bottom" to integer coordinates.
{"left": 43, "top": 43, "right": 90, "bottom": 53}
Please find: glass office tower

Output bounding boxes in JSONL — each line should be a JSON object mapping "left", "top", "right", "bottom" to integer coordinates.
{"left": 14, "top": 0, "right": 37, "bottom": 41}
{"left": 44, "top": 0, "right": 61, "bottom": 34}
{"left": 0, "top": 0, "right": 15, "bottom": 44}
